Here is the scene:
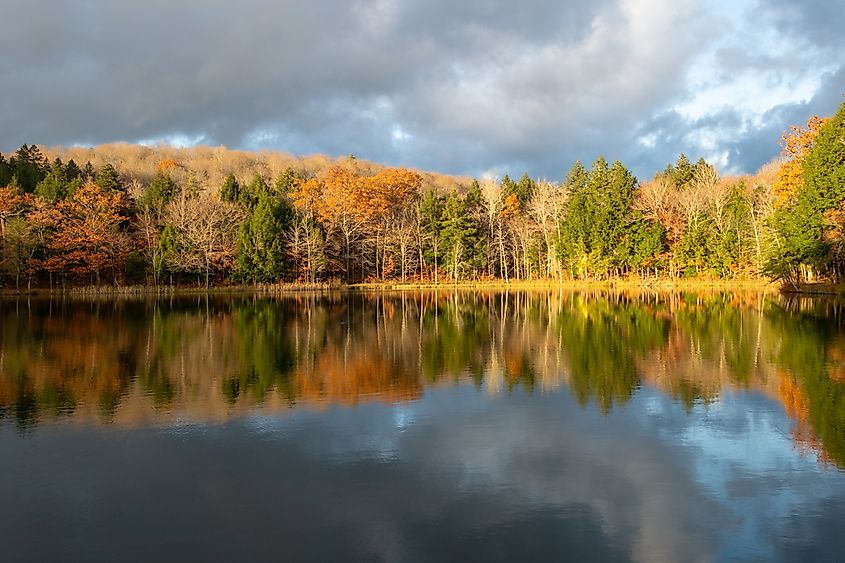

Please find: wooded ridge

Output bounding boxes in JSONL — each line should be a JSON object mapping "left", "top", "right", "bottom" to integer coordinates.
{"left": 1, "top": 98, "right": 843, "bottom": 290}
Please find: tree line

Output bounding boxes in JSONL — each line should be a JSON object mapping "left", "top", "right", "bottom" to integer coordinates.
{"left": 1, "top": 97, "right": 843, "bottom": 288}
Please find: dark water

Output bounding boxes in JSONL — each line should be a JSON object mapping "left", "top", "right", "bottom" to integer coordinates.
{"left": 2, "top": 291, "right": 845, "bottom": 562}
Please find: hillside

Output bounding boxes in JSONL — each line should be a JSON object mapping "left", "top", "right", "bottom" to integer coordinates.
{"left": 42, "top": 143, "right": 474, "bottom": 196}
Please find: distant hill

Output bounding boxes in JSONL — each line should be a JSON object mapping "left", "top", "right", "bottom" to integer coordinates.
{"left": 42, "top": 143, "right": 474, "bottom": 194}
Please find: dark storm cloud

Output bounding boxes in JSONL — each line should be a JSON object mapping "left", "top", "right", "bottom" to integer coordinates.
{"left": 755, "top": 0, "right": 845, "bottom": 48}
{"left": 0, "top": 0, "right": 840, "bottom": 179}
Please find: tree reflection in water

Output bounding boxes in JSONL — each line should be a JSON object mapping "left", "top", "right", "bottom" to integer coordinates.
{"left": 1, "top": 290, "right": 844, "bottom": 465}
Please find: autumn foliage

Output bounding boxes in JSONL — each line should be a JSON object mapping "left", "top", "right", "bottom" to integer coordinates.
{"left": 48, "top": 183, "right": 129, "bottom": 282}
{"left": 2, "top": 98, "right": 845, "bottom": 288}
{"left": 772, "top": 115, "right": 828, "bottom": 209}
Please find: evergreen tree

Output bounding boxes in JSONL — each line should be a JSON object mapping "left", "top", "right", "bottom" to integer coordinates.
{"left": 463, "top": 180, "right": 487, "bottom": 274}
{"left": 82, "top": 161, "right": 96, "bottom": 182}
{"left": 95, "top": 163, "right": 122, "bottom": 192}
{"left": 9, "top": 144, "right": 48, "bottom": 193}
{"left": 558, "top": 158, "right": 640, "bottom": 276}
{"left": 184, "top": 170, "right": 201, "bottom": 198}
{"left": 676, "top": 220, "right": 716, "bottom": 276}
{"left": 419, "top": 189, "right": 444, "bottom": 282}
{"left": 274, "top": 168, "right": 299, "bottom": 196}
{"left": 766, "top": 98, "right": 845, "bottom": 282}
{"left": 803, "top": 100, "right": 845, "bottom": 209}
{"left": 234, "top": 193, "right": 294, "bottom": 283}
{"left": 441, "top": 191, "right": 482, "bottom": 280}
{"left": 237, "top": 174, "right": 270, "bottom": 209}
{"left": 0, "top": 153, "right": 11, "bottom": 186}
{"left": 616, "top": 219, "right": 664, "bottom": 273}
{"left": 157, "top": 225, "right": 179, "bottom": 283}
{"left": 712, "top": 183, "right": 752, "bottom": 276}
{"left": 563, "top": 160, "right": 589, "bottom": 193}
{"left": 65, "top": 159, "right": 82, "bottom": 182}
{"left": 35, "top": 159, "right": 71, "bottom": 202}
{"left": 219, "top": 174, "right": 241, "bottom": 203}
{"left": 665, "top": 153, "right": 694, "bottom": 187}
{"left": 500, "top": 174, "right": 517, "bottom": 199}
{"left": 512, "top": 173, "right": 536, "bottom": 207}
{"left": 139, "top": 172, "right": 177, "bottom": 211}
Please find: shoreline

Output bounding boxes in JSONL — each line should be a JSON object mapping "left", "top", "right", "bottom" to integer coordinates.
{"left": 348, "top": 278, "right": 777, "bottom": 292}
{"left": 0, "top": 277, "right": 805, "bottom": 297}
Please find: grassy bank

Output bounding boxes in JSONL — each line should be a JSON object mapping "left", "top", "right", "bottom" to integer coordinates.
{"left": 0, "top": 277, "right": 810, "bottom": 297}
{"left": 349, "top": 278, "right": 777, "bottom": 292}
{"left": 0, "top": 281, "right": 344, "bottom": 297}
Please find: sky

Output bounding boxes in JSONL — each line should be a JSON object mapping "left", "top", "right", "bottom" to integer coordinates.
{"left": 1, "top": 0, "right": 843, "bottom": 180}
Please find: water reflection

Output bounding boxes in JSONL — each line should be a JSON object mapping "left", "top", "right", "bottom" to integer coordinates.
{"left": 1, "top": 290, "right": 845, "bottom": 465}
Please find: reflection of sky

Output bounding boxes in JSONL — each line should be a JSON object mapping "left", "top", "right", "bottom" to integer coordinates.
{"left": 3, "top": 382, "right": 844, "bottom": 562}
{"left": 635, "top": 388, "right": 842, "bottom": 561}
{"left": 240, "top": 383, "right": 845, "bottom": 561}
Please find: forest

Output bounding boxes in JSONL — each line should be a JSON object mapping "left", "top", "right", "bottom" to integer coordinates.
{"left": 0, "top": 98, "right": 843, "bottom": 289}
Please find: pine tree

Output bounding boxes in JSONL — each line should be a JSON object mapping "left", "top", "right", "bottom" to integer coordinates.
{"left": 513, "top": 173, "right": 536, "bottom": 208}
{"left": 0, "top": 153, "right": 12, "bottom": 186}
{"left": 220, "top": 174, "right": 241, "bottom": 203}
{"left": 65, "top": 159, "right": 82, "bottom": 182}
{"left": 10, "top": 144, "right": 48, "bottom": 193}
{"left": 82, "top": 161, "right": 96, "bottom": 182}
{"left": 441, "top": 191, "right": 482, "bottom": 280}
{"left": 234, "top": 193, "right": 294, "bottom": 283}
{"left": 419, "top": 189, "right": 444, "bottom": 282}
{"left": 463, "top": 180, "right": 487, "bottom": 274}
{"left": 139, "top": 173, "right": 177, "bottom": 211}
{"left": 95, "top": 163, "right": 123, "bottom": 192}
{"left": 35, "top": 159, "right": 70, "bottom": 202}
{"left": 803, "top": 99, "right": 845, "bottom": 209}
{"left": 666, "top": 153, "right": 694, "bottom": 187}
{"left": 274, "top": 168, "right": 299, "bottom": 196}
{"left": 563, "top": 160, "right": 588, "bottom": 193}
{"left": 239, "top": 174, "right": 270, "bottom": 209}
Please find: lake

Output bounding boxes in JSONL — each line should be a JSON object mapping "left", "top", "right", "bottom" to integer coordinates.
{"left": 2, "top": 290, "right": 844, "bottom": 562}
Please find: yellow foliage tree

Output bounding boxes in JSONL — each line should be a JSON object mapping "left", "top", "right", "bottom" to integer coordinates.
{"left": 773, "top": 115, "right": 828, "bottom": 208}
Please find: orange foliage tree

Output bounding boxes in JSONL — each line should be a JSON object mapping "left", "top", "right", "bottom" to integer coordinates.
{"left": 319, "top": 166, "right": 370, "bottom": 278}
{"left": 364, "top": 168, "right": 422, "bottom": 280}
{"left": 298, "top": 166, "right": 423, "bottom": 281}
{"left": 48, "top": 182, "right": 129, "bottom": 283}
{"left": 288, "top": 177, "right": 327, "bottom": 282}
{"left": 0, "top": 185, "right": 31, "bottom": 236}
{"left": 773, "top": 115, "right": 828, "bottom": 208}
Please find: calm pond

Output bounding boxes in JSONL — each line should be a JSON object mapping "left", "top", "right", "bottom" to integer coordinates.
{"left": 2, "top": 290, "right": 845, "bottom": 562}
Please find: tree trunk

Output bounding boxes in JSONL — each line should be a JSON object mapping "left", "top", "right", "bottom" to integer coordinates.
{"left": 434, "top": 242, "right": 439, "bottom": 284}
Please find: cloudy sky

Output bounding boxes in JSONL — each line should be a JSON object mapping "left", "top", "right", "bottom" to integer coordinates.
{"left": 1, "top": 0, "right": 843, "bottom": 180}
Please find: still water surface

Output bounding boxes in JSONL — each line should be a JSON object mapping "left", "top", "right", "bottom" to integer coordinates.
{"left": 2, "top": 291, "right": 845, "bottom": 562}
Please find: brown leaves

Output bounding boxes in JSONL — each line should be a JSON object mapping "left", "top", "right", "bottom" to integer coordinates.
{"left": 500, "top": 193, "right": 521, "bottom": 219}
{"left": 781, "top": 115, "right": 828, "bottom": 158}
{"left": 320, "top": 166, "right": 369, "bottom": 226}
{"left": 290, "top": 166, "right": 422, "bottom": 229}
{"left": 364, "top": 167, "right": 422, "bottom": 220}
{"left": 49, "top": 182, "right": 129, "bottom": 280}
{"left": 0, "top": 185, "right": 32, "bottom": 235}
{"left": 290, "top": 177, "right": 324, "bottom": 217}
